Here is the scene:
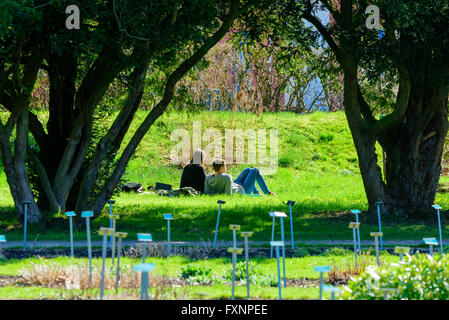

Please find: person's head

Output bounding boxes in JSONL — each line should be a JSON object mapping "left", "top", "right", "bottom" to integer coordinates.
{"left": 212, "top": 159, "right": 226, "bottom": 174}
{"left": 191, "top": 149, "right": 205, "bottom": 165}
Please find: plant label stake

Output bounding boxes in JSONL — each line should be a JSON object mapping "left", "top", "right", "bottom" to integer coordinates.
{"left": 378, "top": 288, "right": 397, "bottom": 300}
{"left": 82, "top": 211, "right": 94, "bottom": 282}
{"left": 271, "top": 241, "right": 285, "bottom": 300}
{"left": 322, "top": 284, "right": 341, "bottom": 300}
{"left": 98, "top": 227, "right": 114, "bottom": 300}
{"left": 350, "top": 210, "right": 362, "bottom": 253}
{"left": 110, "top": 215, "right": 119, "bottom": 266}
{"left": 107, "top": 200, "right": 115, "bottom": 249}
{"left": 314, "top": 266, "right": 330, "bottom": 300}
{"left": 240, "top": 231, "right": 254, "bottom": 299}
{"left": 213, "top": 200, "right": 225, "bottom": 249}
{"left": 227, "top": 247, "right": 243, "bottom": 300}
{"left": 394, "top": 246, "right": 410, "bottom": 261}
{"left": 423, "top": 238, "right": 438, "bottom": 256}
{"left": 370, "top": 232, "right": 383, "bottom": 266}
{"left": 349, "top": 222, "right": 360, "bottom": 268}
{"left": 23, "top": 200, "right": 32, "bottom": 251}
{"left": 375, "top": 201, "right": 384, "bottom": 250}
{"left": 229, "top": 224, "right": 240, "bottom": 248}
{"left": 0, "top": 235, "right": 6, "bottom": 259}
{"left": 286, "top": 200, "right": 296, "bottom": 248}
{"left": 269, "top": 212, "right": 287, "bottom": 287}
{"left": 432, "top": 205, "right": 444, "bottom": 254}
{"left": 134, "top": 263, "right": 155, "bottom": 300}
{"left": 163, "top": 214, "right": 173, "bottom": 256}
{"left": 115, "top": 232, "right": 128, "bottom": 294}
{"left": 65, "top": 211, "right": 76, "bottom": 257}
{"left": 137, "top": 233, "right": 153, "bottom": 263}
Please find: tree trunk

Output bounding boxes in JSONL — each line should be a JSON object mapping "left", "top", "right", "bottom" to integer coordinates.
{"left": 352, "top": 88, "right": 449, "bottom": 217}
{"left": 0, "top": 114, "right": 42, "bottom": 224}
{"left": 381, "top": 90, "right": 449, "bottom": 217}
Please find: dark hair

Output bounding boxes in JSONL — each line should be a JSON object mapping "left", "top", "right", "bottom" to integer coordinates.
{"left": 213, "top": 159, "right": 225, "bottom": 172}
{"left": 191, "top": 149, "right": 205, "bottom": 165}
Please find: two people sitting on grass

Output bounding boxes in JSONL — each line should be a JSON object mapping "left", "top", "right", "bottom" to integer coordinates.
{"left": 179, "top": 149, "right": 274, "bottom": 196}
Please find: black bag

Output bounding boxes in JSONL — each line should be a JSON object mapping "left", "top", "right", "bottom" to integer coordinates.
{"left": 155, "top": 182, "right": 173, "bottom": 191}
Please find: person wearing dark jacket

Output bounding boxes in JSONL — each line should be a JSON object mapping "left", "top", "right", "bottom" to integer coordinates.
{"left": 180, "top": 149, "right": 207, "bottom": 194}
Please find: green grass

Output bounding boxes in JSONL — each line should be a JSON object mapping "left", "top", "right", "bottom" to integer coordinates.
{"left": 1, "top": 110, "right": 449, "bottom": 242}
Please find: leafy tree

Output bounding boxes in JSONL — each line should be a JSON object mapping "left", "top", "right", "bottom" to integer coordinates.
{"left": 0, "top": 0, "right": 253, "bottom": 222}
{"left": 249, "top": 0, "right": 449, "bottom": 216}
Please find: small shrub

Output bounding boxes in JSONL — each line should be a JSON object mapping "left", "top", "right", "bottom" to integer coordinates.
{"left": 224, "top": 261, "right": 252, "bottom": 282}
{"left": 322, "top": 247, "right": 351, "bottom": 256}
{"left": 340, "top": 253, "right": 449, "bottom": 300}
{"left": 180, "top": 264, "right": 213, "bottom": 284}
{"left": 223, "top": 261, "right": 276, "bottom": 286}
{"left": 256, "top": 274, "right": 279, "bottom": 287}
{"left": 293, "top": 248, "right": 310, "bottom": 258}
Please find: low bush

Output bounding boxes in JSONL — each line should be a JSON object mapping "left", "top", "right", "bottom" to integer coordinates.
{"left": 340, "top": 253, "right": 449, "bottom": 300}
{"left": 180, "top": 264, "right": 213, "bottom": 284}
{"left": 321, "top": 247, "right": 351, "bottom": 256}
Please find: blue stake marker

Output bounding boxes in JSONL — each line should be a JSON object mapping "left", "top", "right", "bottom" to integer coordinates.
{"left": 137, "top": 233, "right": 153, "bottom": 263}
{"left": 349, "top": 222, "right": 360, "bottom": 268}
{"left": 287, "top": 200, "right": 296, "bottom": 249}
{"left": 271, "top": 241, "right": 284, "bottom": 300}
{"left": 115, "top": 232, "right": 128, "bottom": 294}
{"left": 432, "top": 205, "right": 444, "bottom": 254}
{"left": 322, "top": 284, "right": 341, "bottom": 300}
{"left": 423, "top": 237, "right": 438, "bottom": 256}
{"left": 375, "top": 201, "right": 384, "bottom": 250}
{"left": 394, "top": 246, "right": 410, "bottom": 261}
{"left": 99, "top": 227, "right": 114, "bottom": 300}
{"left": 269, "top": 211, "right": 287, "bottom": 259}
{"left": 23, "top": 201, "right": 32, "bottom": 250}
{"left": 82, "top": 211, "right": 94, "bottom": 282}
{"left": 110, "top": 215, "right": 119, "bottom": 267}
{"left": 213, "top": 200, "right": 225, "bottom": 249}
{"left": 65, "top": 211, "right": 76, "bottom": 257}
{"left": 280, "top": 217, "right": 286, "bottom": 288}
{"left": 228, "top": 246, "right": 243, "bottom": 300}
{"left": 350, "top": 210, "right": 362, "bottom": 253}
{"left": 163, "top": 214, "right": 173, "bottom": 256}
{"left": 241, "top": 231, "right": 254, "bottom": 299}
{"left": 108, "top": 200, "right": 115, "bottom": 251}
{"left": 0, "top": 235, "right": 6, "bottom": 259}
{"left": 314, "top": 266, "right": 330, "bottom": 300}
{"left": 134, "top": 263, "right": 155, "bottom": 300}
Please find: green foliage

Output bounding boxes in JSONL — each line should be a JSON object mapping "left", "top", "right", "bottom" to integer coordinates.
{"left": 293, "top": 248, "right": 310, "bottom": 258}
{"left": 181, "top": 263, "right": 213, "bottom": 284}
{"left": 321, "top": 247, "right": 351, "bottom": 257}
{"left": 341, "top": 253, "right": 449, "bottom": 300}
{"left": 223, "top": 260, "right": 278, "bottom": 286}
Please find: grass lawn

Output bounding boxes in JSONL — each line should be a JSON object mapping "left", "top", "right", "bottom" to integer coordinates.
{"left": 1, "top": 110, "right": 449, "bottom": 243}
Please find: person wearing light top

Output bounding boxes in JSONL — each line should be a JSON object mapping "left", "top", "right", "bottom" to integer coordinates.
{"left": 204, "top": 159, "right": 275, "bottom": 195}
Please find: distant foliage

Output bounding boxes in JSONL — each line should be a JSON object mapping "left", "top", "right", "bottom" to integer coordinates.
{"left": 341, "top": 253, "right": 449, "bottom": 300}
